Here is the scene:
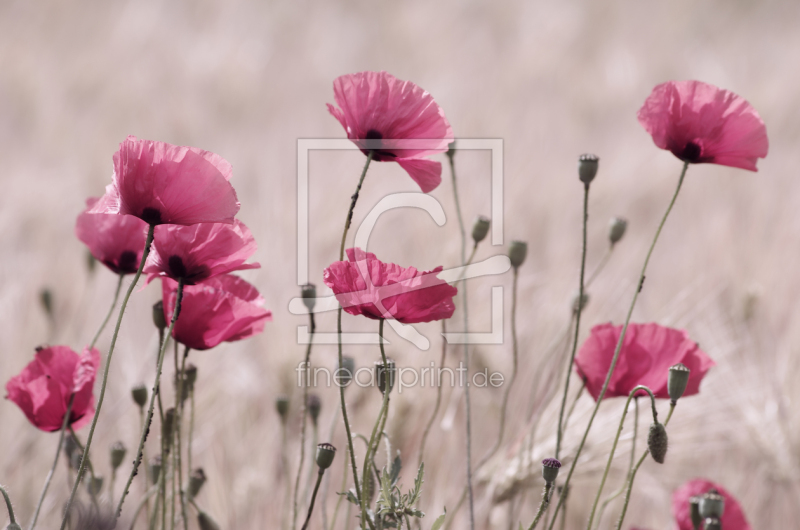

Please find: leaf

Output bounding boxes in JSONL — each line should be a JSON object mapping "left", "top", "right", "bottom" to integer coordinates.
{"left": 409, "top": 462, "right": 425, "bottom": 506}
{"left": 390, "top": 453, "right": 402, "bottom": 486}
{"left": 338, "top": 489, "right": 359, "bottom": 505}
{"left": 431, "top": 511, "right": 446, "bottom": 530}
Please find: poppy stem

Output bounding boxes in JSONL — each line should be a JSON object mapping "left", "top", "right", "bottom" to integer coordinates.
{"left": 561, "top": 379, "right": 586, "bottom": 436}
{"left": 1, "top": 483, "right": 17, "bottom": 526}
{"left": 28, "top": 394, "right": 75, "bottom": 530}
{"left": 546, "top": 162, "right": 688, "bottom": 530}
{"left": 336, "top": 151, "right": 374, "bottom": 511}
{"left": 586, "top": 386, "right": 655, "bottom": 530}
{"left": 114, "top": 279, "right": 186, "bottom": 526}
{"left": 526, "top": 482, "right": 554, "bottom": 530}
{"left": 66, "top": 427, "right": 100, "bottom": 512}
{"left": 175, "top": 345, "right": 190, "bottom": 530}
{"left": 301, "top": 470, "right": 326, "bottom": 530}
{"left": 59, "top": 225, "right": 155, "bottom": 530}
{"left": 128, "top": 485, "right": 158, "bottom": 530}
{"left": 417, "top": 319, "right": 448, "bottom": 469}
{"left": 292, "top": 311, "right": 316, "bottom": 530}
{"left": 89, "top": 274, "right": 125, "bottom": 350}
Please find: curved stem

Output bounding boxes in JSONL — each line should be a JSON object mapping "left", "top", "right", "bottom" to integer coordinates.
{"left": 418, "top": 320, "right": 448, "bottom": 468}
{"left": 329, "top": 439, "right": 349, "bottom": 530}
{"left": 1, "top": 483, "right": 17, "bottom": 526}
{"left": 555, "top": 183, "right": 590, "bottom": 459}
{"left": 337, "top": 151, "right": 373, "bottom": 512}
{"left": 60, "top": 226, "right": 155, "bottom": 530}
{"left": 128, "top": 486, "right": 158, "bottom": 530}
{"left": 176, "top": 345, "right": 190, "bottom": 530}
{"left": 89, "top": 274, "right": 125, "bottom": 349}
{"left": 546, "top": 163, "right": 688, "bottom": 530}
{"left": 594, "top": 397, "right": 638, "bottom": 530}
{"left": 293, "top": 312, "right": 316, "bottom": 530}
{"left": 114, "top": 279, "right": 186, "bottom": 526}
{"left": 526, "top": 483, "right": 553, "bottom": 530}
{"left": 301, "top": 471, "right": 326, "bottom": 530}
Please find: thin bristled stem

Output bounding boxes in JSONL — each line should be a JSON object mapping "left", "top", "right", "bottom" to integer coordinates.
{"left": 555, "top": 183, "right": 590, "bottom": 459}
{"left": 546, "top": 163, "right": 688, "bottom": 530}
{"left": 301, "top": 471, "right": 325, "bottom": 530}
{"left": 89, "top": 274, "right": 125, "bottom": 349}
{"left": 60, "top": 225, "right": 155, "bottom": 530}
{"left": 114, "top": 279, "right": 186, "bottom": 526}
{"left": 293, "top": 312, "right": 316, "bottom": 530}
{"left": 526, "top": 483, "right": 553, "bottom": 530}
{"left": 66, "top": 427, "right": 100, "bottom": 512}
{"left": 594, "top": 398, "right": 638, "bottom": 530}
{"left": 176, "top": 345, "right": 190, "bottom": 530}
{"left": 329, "top": 442, "right": 349, "bottom": 530}
{"left": 337, "top": 151, "right": 373, "bottom": 510}
{"left": 1, "top": 483, "right": 17, "bottom": 526}
{"left": 417, "top": 320, "right": 448, "bottom": 468}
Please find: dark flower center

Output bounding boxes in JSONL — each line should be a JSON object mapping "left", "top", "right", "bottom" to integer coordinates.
{"left": 168, "top": 255, "right": 188, "bottom": 279}
{"left": 680, "top": 141, "right": 702, "bottom": 163}
{"left": 140, "top": 208, "right": 162, "bottom": 224}
{"left": 363, "top": 129, "right": 396, "bottom": 160}
{"left": 365, "top": 129, "right": 383, "bottom": 140}
{"left": 118, "top": 251, "right": 138, "bottom": 273}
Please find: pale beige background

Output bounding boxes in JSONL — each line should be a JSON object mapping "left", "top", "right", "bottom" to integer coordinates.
{"left": 1, "top": 0, "right": 798, "bottom": 528}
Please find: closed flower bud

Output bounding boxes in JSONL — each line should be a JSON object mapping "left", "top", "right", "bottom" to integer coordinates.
{"left": 131, "top": 384, "right": 148, "bottom": 408}
{"left": 541, "top": 458, "right": 562, "bottom": 484}
{"left": 648, "top": 422, "right": 668, "bottom": 464}
{"left": 301, "top": 283, "right": 317, "bottom": 312}
{"left": 336, "top": 357, "right": 355, "bottom": 388}
{"left": 471, "top": 216, "right": 490, "bottom": 244}
{"left": 668, "top": 363, "right": 691, "bottom": 404}
{"left": 689, "top": 496, "right": 702, "bottom": 529}
{"left": 197, "top": 511, "right": 221, "bottom": 530}
{"left": 316, "top": 443, "right": 337, "bottom": 470}
{"left": 578, "top": 154, "right": 599, "bottom": 185}
{"left": 152, "top": 301, "right": 166, "bottom": 331}
{"left": 608, "top": 217, "right": 628, "bottom": 246}
{"left": 508, "top": 241, "right": 528, "bottom": 269}
{"left": 699, "top": 490, "right": 725, "bottom": 519}
{"left": 188, "top": 468, "right": 207, "bottom": 499}
{"left": 571, "top": 291, "right": 590, "bottom": 314}
{"left": 149, "top": 456, "right": 162, "bottom": 485}
{"left": 86, "top": 476, "right": 103, "bottom": 496}
{"left": 375, "top": 359, "right": 396, "bottom": 395}
{"left": 163, "top": 408, "right": 176, "bottom": 442}
{"left": 110, "top": 441, "right": 126, "bottom": 470}
{"left": 307, "top": 394, "right": 322, "bottom": 426}
{"left": 703, "top": 517, "right": 721, "bottom": 530}
{"left": 275, "top": 395, "right": 290, "bottom": 422}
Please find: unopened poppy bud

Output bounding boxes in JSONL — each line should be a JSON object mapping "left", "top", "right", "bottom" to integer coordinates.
{"left": 188, "top": 468, "right": 207, "bottom": 499}
{"left": 110, "top": 441, "right": 126, "bottom": 470}
{"left": 39, "top": 288, "right": 53, "bottom": 318}
{"left": 149, "top": 456, "right": 162, "bottom": 485}
{"left": 508, "top": 241, "right": 528, "bottom": 269}
{"left": 316, "top": 443, "right": 337, "bottom": 470}
{"left": 276, "top": 395, "right": 290, "bottom": 422}
{"left": 336, "top": 357, "right": 355, "bottom": 387}
{"left": 152, "top": 301, "right": 166, "bottom": 331}
{"left": 131, "top": 384, "right": 148, "bottom": 408}
{"left": 608, "top": 217, "right": 628, "bottom": 246}
{"left": 197, "top": 511, "right": 221, "bottom": 530}
{"left": 86, "top": 250, "right": 97, "bottom": 274}
{"left": 541, "top": 458, "right": 562, "bottom": 484}
{"left": 471, "top": 216, "right": 490, "bottom": 244}
{"left": 571, "top": 291, "right": 590, "bottom": 313}
{"left": 699, "top": 490, "right": 725, "bottom": 519}
{"left": 578, "top": 154, "right": 599, "bottom": 185}
{"left": 86, "top": 476, "right": 103, "bottom": 496}
{"left": 689, "top": 496, "right": 702, "bottom": 529}
{"left": 163, "top": 408, "right": 176, "bottom": 441}
{"left": 375, "top": 359, "right": 396, "bottom": 395}
{"left": 307, "top": 394, "right": 322, "bottom": 426}
{"left": 301, "top": 283, "right": 317, "bottom": 312}
{"left": 647, "top": 422, "right": 668, "bottom": 464}
{"left": 668, "top": 363, "right": 691, "bottom": 404}
{"left": 703, "top": 517, "right": 721, "bottom": 530}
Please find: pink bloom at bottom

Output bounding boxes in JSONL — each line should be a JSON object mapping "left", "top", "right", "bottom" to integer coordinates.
{"left": 5, "top": 346, "right": 100, "bottom": 432}
{"left": 672, "top": 479, "right": 751, "bottom": 530}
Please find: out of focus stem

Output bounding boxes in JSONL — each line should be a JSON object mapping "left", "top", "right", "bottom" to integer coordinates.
{"left": 89, "top": 274, "right": 125, "bottom": 349}
{"left": 1, "top": 483, "right": 17, "bottom": 526}
{"left": 526, "top": 483, "right": 553, "bottom": 530}
{"left": 293, "top": 312, "right": 316, "bottom": 530}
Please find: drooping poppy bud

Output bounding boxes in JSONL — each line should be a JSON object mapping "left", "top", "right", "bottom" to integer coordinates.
{"left": 648, "top": 422, "right": 668, "bottom": 464}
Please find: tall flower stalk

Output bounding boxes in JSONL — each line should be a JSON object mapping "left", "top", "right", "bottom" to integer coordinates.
{"left": 292, "top": 302, "right": 316, "bottom": 530}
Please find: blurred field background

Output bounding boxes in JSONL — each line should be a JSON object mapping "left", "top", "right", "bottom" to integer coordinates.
{"left": 1, "top": 0, "right": 799, "bottom": 528}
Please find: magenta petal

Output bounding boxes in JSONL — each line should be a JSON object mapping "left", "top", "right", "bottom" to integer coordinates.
{"left": 76, "top": 197, "right": 149, "bottom": 274}
{"left": 672, "top": 479, "right": 751, "bottom": 530}
{"left": 396, "top": 158, "right": 443, "bottom": 193}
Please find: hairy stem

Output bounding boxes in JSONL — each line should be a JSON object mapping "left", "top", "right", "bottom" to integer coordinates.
{"left": 301, "top": 471, "right": 325, "bottom": 530}
{"left": 293, "top": 312, "right": 316, "bottom": 530}
{"left": 526, "top": 483, "right": 553, "bottom": 530}
{"left": 89, "top": 274, "right": 125, "bottom": 349}
{"left": 594, "top": 397, "right": 638, "bottom": 530}
{"left": 417, "top": 320, "right": 448, "bottom": 468}
{"left": 1, "top": 484, "right": 17, "bottom": 526}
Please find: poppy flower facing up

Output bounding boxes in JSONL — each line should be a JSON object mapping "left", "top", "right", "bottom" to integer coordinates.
{"left": 144, "top": 219, "right": 259, "bottom": 285}
{"left": 327, "top": 71, "right": 454, "bottom": 193}
{"left": 75, "top": 197, "right": 149, "bottom": 274}
{"left": 162, "top": 275, "right": 272, "bottom": 351}
{"left": 89, "top": 135, "right": 240, "bottom": 225}
{"left": 672, "top": 479, "right": 751, "bottom": 530}
{"left": 638, "top": 80, "right": 768, "bottom": 171}
{"left": 323, "top": 247, "right": 457, "bottom": 324}
{"left": 5, "top": 345, "right": 101, "bottom": 432}
{"left": 574, "top": 323, "right": 715, "bottom": 401}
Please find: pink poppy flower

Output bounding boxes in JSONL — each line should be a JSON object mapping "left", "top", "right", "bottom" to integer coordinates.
{"left": 144, "top": 219, "right": 259, "bottom": 285}
{"left": 162, "top": 275, "right": 272, "bottom": 350}
{"left": 327, "top": 71, "right": 454, "bottom": 193}
{"left": 89, "top": 135, "right": 240, "bottom": 225}
{"left": 5, "top": 345, "right": 100, "bottom": 432}
{"left": 323, "top": 247, "right": 457, "bottom": 324}
{"left": 638, "top": 80, "right": 768, "bottom": 171}
{"left": 574, "top": 323, "right": 715, "bottom": 401}
{"left": 672, "top": 479, "right": 751, "bottom": 530}
{"left": 75, "top": 197, "right": 149, "bottom": 274}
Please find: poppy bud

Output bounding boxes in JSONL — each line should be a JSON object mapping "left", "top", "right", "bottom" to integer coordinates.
{"left": 689, "top": 496, "right": 703, "bottom": 530}
{"left": 336, "top": 357, "right": 355, "bottom": 388}
{"left": 316, "top": 443, "right": 337, "bottom": 470}
{"left": 699, "top": 490, "right": 725, "bottom": 519}
{"left": 152, "top": 301, "right": 166, "bottom": 331}
{"left": 131, "top": 384, "right": 148, "bottom": 408}
{"left": 508, "top": 241, "right": 528, "bottom": 269}
{"left": 197, "top": 511, "right": 221, "bottom": 530}
{"left": 301, "top": 284, "right": 317, "bottom": 312}
{"left": 188, "top": 468, "right": 207, "bottom": 499}
{"left": 149, "top": 456, "right": 162, "bottom": 485}
{"left": 163, "top": 408, "right": 176, "bottom": 442}
{"left": 39, "top": 288, "right": 53, "bottom": 318}
{"left": 375, "top": 359, "right": 396, "bottom": 395}
{"left": 110, "top": 441, "right": 126, "bottom": 470}
{"left": 275, "top": 395, "right": 290, "bottom": 422}
{"left": 703, "top": 518, "right": 721, "bottom": 530}
{"left": 86, "top": 476, "right": 103, "bottom": 496}
{"left": 647, "top": 422, "right": 668, "bottom": 464}
{"left": 571, "top": 291, "right": 590, "bottom": 313}
{"left": 668, "top": 363, "right": 691, "bottom": 404}
{"left": 307, "top": 394, "right": 322, "bottom": 426}
{"left": 541, "top": 458, "right": 561, "bottom": 484}
{"left": 86, "top": 250, "right": 97, "bottom": 274}
{"left": 471, "top": 216, "right": 490, "bottom": 244}
{"left": 578, "top": 154, "right": 599, "bottom": 185}
{"left": 608, "top": 217, "right": 628, "bottom": 246}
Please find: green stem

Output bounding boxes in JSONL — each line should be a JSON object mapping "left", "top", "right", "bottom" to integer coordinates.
{"left": 301, "top": 471, "right": 325, "bottom": 530}
{"left": 128, "top": 486, "right": 158, "bottom": 530}
{"left": 555, "top": 183, "right": 590, "bottom": 459}
{"left": 417, "top": 320, "right": 447, "bottom": 468}
{"left": 1, "top": 484, "right": 17, "bottom": 526}
{"left": 89, "top": 274, "right": 125, "bottom": 349}
{"left": 594, "top": 398, "right": 638, "bottom": 530}
{"left": 66, "top": 427, "right": 100, "bottom": 511}
{"left": 114, "top": 279, "right": 186, "bottom": 526}
{"left": 546, "top": 162, "right": 688, "bottom": 530}
{"left": 329, "top": 440, "right": 349, "bottom": 530}
{"left": 526, "top": 483, "right": 553, "bottom": 530}
{"left": 176, "top": 346, "right": 190, "bottom": 530}
{"left": 60, "top": 225, "right": 155, "bottom": 530}
{"left": 561, "top": 380, "right": 585, "bottom": 436}
{"left": 293, "top": 312, "right": 316, "bottom": 530}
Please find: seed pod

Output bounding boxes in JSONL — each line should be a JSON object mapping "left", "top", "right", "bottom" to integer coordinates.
{"left": 188, "top": 468, "right": 207, "bottom": 499}
{"left": 647, "top": 422, "right": 668, "bottom": 464}
{"left": 471, "top": 216, "right": 490, "bottom": 244}
{"left": 86, "top": 476, "right": 103, "bottom": 496}
{"left": 307, "top": 394, "right": 322, "bottom": 426}
{"left": 668, "top": 363, "right": 691, "bottom": 404}
{"left": 316, "top": 443, "right": 337, "bottom": 470}
{"left": 689, "top": 496, "right": 703, "bottom": 529}
{"left": 131, "top": 384, "right": 148, "bottom": 408}
{"left": 699, "top": 489, "right": 725, "bottom": 519}
{"left": 578, "top": 154, "right": 599, "bottom": 185}
{"left": 508, "top": 241, "right": 528, "bottom": 269}
{"left": 336, "top": 357, "right": 355, "bottom": 388}
{"left": 374, "top": 359, "right": 396, "bottom": 395}
{"left": 162, "top": 408, "right": 176, "bottom": 443}
{"left": 110, "top": 441, "right": 126, "bottom": 470}
{"left": 608, "top": 217, "right": 628, "bottom": 246}
{"left": 275, "top": 395, "right": 290, "bottom": 422}
{"left": 703, "top": 517, "right": 721, "bottom": 530}
{"left": 301, "top": 284, "right": 317, "bottom": 312}
{"left": 197, "top": 511, "right": 221, "bottom": 530}
{"left": 149, "top": 456, "right": 162, "bottom": 485}
{"left": 152, "top": 301, "right": 166, "bottom": 331}
{"left": 541, "top": 458, "right": 562, "bottom": 484}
